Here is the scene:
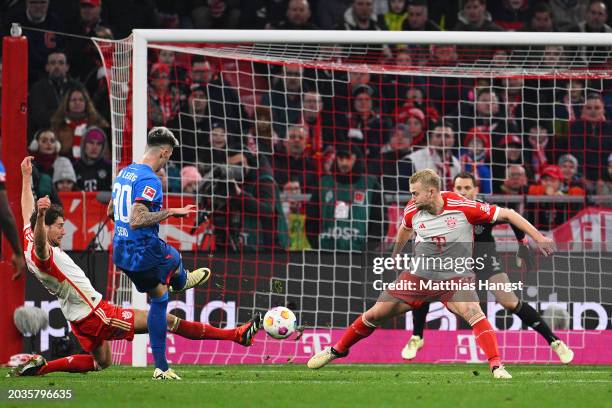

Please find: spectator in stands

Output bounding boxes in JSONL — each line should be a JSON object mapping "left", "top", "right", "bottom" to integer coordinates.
{"left": 566, "top": 92, "right": 612, "bottom": 182}
{"left": 401, "top": 0, "right": 440, "bottom": 31}
{"left": 576, "top": 1, "right": 612, "bottom": 64}
{"left": 549, "top": 0, "right": 589, "bottom": 30}
{"left": 453, "top": 0, "right": 502, "bottom": 31}
{"left": 272, "top": 123, "right": 318, "bottom": 201}
{"left": 489, "top": 0, "right": 531, "bottom": 31}
{"left": 307, "top": 144, "right": 383, "bottom": 251}
{"left": 192, "top": 0, "right": 240, "bottom": 29}
{"left": 147, "top": 62, "right": 180, "bottom": 126}
{"left": 527, "top": 164, "right": 584, "bottom": 230}
{"left": 369, "top": 124, "right": 413, "bottom": 193}
{"left": 5, "top": 0, "right": 64, "bottom": 83}
{"left": 554, "top": 79, "right": 585, "bottom": 136}
{"left": 395, "top": 106, "right": 426, "bottom": 147}
{"left": 239, "top": 0, "right": 290, "bottom": 28}
{"left": 346, "top": 83, "right": 391, "bottom": 161}
{"left": 524, "top": 122, "right": 554, "bottom": 181}
{"left": 157, "top": 49, "right": 190, "bottom": 102}
{"left": 65, "top": 0, "right": 114, "bottom": 95}
{"left": 74, "top": 127, "right": 112, "bottom": 192}
{"left": 459, "top": 126, "right": 493, "bottom": 194}
{"left": 302, "top": 90, "right": 339, "bottom": 155}
{"left": 378, "top": 0, "right": 407, "bottom": 31}
{"left": 0, "top": 159, "right": 26, "bottom": 280}
{"left": 261, "top": 65, "right": 304, "bottom": 139}
{"left": 558, "top": 153, "right": 587, "bottom": 194}
{"left": 497, "top": 77, "right": 526, "bottom": 132}
{"left": 28, "top": 129, "right": 61, "bottom": 177}
{"left": 500, "top": 164, "right": 529, "bottom": 195}
{"left": 189, "top": 58, "right": 244, "bottom": 136}
{"left": 522, "top": 2, "right": 561, "bottom": 32}
{"left": 457, "top": 88, "right": 517, "bottom": 147}
{"left": 337, "top": 0, "right": 383, "bottom": 30}
{"left": 246, "top": 106, "right": 279, "bottom": 161}
{"left": 52, "top": 156, "right": 78, "bottom": 192}
{"left": 492, "top": 133, "right": 523, "bottom": 192}
{"left": 596, "top": 153, "right": 612, "bottom": 194}
{"left": 180, "top": 165, "right": 202, "bottom": 195}
{"left": 409, "top": 122, "right": 460, "bottom": 190}
{"left": 51, "top": 87, "right": 109, "bottom": 160}
{"left": 29, "top": 52, "right": 83, "bottom": 136}
{"left": 275, "top": 0, "right": 318, "bottom": 29}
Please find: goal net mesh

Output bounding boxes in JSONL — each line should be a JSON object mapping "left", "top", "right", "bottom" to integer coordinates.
{"left": 94, "top": 36, "right": 612, "bottom": 365}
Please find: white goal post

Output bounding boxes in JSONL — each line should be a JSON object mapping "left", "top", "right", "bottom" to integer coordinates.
{"left": 126, "top": 29, "right": 612, "bottom": 367}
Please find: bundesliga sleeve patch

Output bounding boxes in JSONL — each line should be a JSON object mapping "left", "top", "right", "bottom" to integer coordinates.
{"left": 141, "top": 186, "right": 157, "bottom": 201}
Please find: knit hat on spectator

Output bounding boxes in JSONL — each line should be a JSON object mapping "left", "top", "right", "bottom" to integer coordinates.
{"left": 52, "top": 157, "right": 77, "bottom": 184}
{"left": 464, "top": 127, "right": 491, "bottom": 150}
{"left": 81, "top": 0, "right": 101, "bottom": 6}
{"left": 151, "top": 63, "right": 170, "bottom": 77}
{"left": 558, "top": 154, "right": 578, "bottom": 168}
{"left": 181, "top": 166, "right": 202, "bottom": 190}
{"left": 81, "top": 126, "right": 107, "bottom": 164}
{"left": 352, "top": 84, "right": 375, "bottom": 98}
{"left": 541, "top": 165, "right": 563, "bottom": 181}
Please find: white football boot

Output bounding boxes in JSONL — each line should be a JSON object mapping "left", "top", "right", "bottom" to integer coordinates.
{"left": 401, "top": 335, "right": 424, "bottom": 360}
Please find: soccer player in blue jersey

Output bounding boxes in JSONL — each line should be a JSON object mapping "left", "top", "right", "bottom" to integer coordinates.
{"left": 108, "top": 127, "right": 244, "bottom": 379}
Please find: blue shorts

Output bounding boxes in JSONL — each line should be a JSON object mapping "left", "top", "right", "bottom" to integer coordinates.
{"left": 122, "top": 243, "right": 184, "bottom": 293}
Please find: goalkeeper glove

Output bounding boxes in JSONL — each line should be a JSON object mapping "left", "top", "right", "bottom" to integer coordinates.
{"left": 516, "top": 238, "right": 536, "bottom": 271}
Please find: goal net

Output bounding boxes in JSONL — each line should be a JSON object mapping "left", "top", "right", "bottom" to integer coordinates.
{"left": 94, "top": 31, "right": 612, "bottom": 366}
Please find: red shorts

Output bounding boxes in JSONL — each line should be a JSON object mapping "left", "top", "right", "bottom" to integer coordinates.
{"left": 385, "top": 272, "right": 475, "bottom": 309}
{"left": 70, "top": 300, "right": 135, "bottom": 352}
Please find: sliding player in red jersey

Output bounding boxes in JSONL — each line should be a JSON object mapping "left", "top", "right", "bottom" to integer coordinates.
{"left": 307, "top": 169, "right": 555, "bottom": 378}
{"left": 8, "top": 157, "right": 260, "bottom": 379}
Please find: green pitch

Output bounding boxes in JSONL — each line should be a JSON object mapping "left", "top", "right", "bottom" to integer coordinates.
{"left": 2, "top": 364, "right": 611, "bottom": 408}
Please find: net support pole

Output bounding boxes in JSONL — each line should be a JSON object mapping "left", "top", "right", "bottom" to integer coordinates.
{"left": 130, "top": 31, "right": 148, "bottom": 368}
{"left": 0, "top": 27, "right": 27, "bottom": 364}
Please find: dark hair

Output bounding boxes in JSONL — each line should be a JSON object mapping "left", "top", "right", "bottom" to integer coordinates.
{"left": 532, "top": 2, "right": 553, "bottom": 17}
{"left": 408, "top": 0, "right": 428, "bottom": 8}
{"left": 147, "top": 127, "right": 179, "bottom": 148}
{"left": 30, "top": 204, "right": 64, "bottom": 229}
{"left": 453, "top": 171, "right": 477, "bottom": 186}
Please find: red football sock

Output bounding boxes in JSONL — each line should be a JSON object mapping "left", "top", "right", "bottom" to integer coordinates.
{"left": 470, "top": 315, "right": 502, "bottom": 369}
{"left": 171, "top": 319, "right": 236, "bottom": 341}
{"left": 333, "top": 314, "right": 376, "bottom": 354}
{"left": 38, "top": 354, "right": 97, "bottom": 375}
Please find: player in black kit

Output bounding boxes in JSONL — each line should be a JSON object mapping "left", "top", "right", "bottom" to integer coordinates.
{"left": 401, "top": 172, "right": 574, "bottom": 363}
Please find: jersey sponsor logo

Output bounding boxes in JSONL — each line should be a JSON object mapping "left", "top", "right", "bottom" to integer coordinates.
{"left": 418, "top": 222, "right": 426, "bottom": 229}
{"left": 479, "top": 202, "right": 491, "bottom": 215}
{"left": 121, "top": 310, "right": 133, "bottom": 320}
{"left": 354, "top": 191, "right": 365, "bottom": 205}
{"left": 445, "top": 216, "right": 457, "bottom": 229}
{"left": 142, "top": 186, "right": 156, "bottom": 201}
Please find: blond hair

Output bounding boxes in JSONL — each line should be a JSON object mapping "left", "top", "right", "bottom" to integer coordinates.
{"left": 409, "top": 169, "right": 441, "bottom": 190}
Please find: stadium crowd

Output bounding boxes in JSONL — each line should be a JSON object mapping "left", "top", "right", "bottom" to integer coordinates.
{"left": 1, "top": 0, "right": 611, "bottom": 252}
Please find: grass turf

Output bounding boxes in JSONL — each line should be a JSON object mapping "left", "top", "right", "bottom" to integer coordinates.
{"left": 2, "top": 364, "right": 611, "bottom": 408}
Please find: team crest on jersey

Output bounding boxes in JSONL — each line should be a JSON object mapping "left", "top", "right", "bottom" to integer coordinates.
{"left": 479, "top": 202, "right": 491, "bottom": 215}
{"left": 121, "top": 311, "right": 133, "bottom": 320}
{"left": 445, "top": 216, "right": 457, "bottom": 229}
{"left": 325, "top": 190, "right": 334, "bottom": 203}
{"left": 474, "top": 225, "right": 485, "bottom": 234}
{"left": 354, "top": 191, "right": 365, "bottom": 205}
{"left": 98, "top": 169, "right": 107, "bottom": 179}
{"left": 142, "top": 186, "right": 156, "bottom": 201}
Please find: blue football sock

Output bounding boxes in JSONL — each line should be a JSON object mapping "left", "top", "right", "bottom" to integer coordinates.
{"left": 169, "top": 264, "right": 187, "bottom": 291}
{"left": 148, "top": 292, "right": 169, "bottom": 371}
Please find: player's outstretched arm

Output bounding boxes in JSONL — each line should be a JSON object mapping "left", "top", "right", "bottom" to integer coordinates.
{"left": 33, "top": 196, "right": 51, "bottom": 261}
{"left": 496, "top": 207, "right": 554, "bottom": 256}
{"left": 21, "top": 156, "right": 35, "bottom": 225}
{"left": 129, "top": 202, "right": 197, "bottom": 229}
{"left": 391, "top": 225, "right": 414, "bottom": 258}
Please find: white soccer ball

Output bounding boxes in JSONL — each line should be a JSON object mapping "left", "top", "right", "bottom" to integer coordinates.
{"left": 263, "top": 307, "right": 297, "bottom": 339}
{"left": 542, "top": 304, "right": 570, "bottom": 330}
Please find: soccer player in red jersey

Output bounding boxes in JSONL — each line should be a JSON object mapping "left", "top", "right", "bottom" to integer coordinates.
{"left": 9, "top": 157, "right": 260, "bottom": 379}
{"left": 308, "top": 169, "right": 554, "bottom": 378}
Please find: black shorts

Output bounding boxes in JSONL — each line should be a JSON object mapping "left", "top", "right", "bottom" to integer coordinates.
{"left": 474, "top": 249, "right": 504, "bottom": 281}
